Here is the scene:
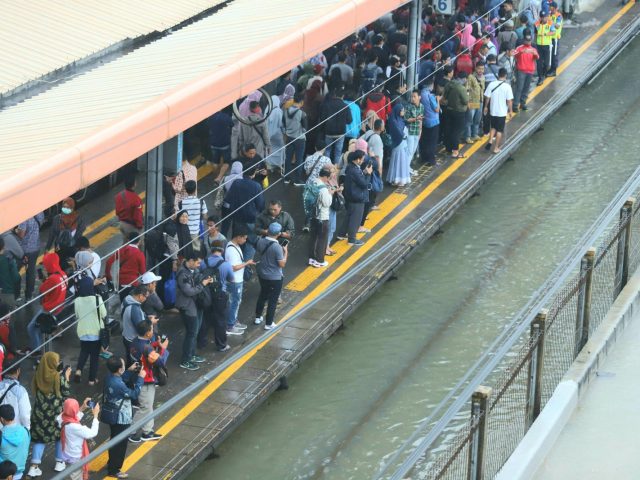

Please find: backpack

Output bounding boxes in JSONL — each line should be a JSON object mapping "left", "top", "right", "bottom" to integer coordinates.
{"left": 360, "top": 65, "right": 378, "bottom": 95}
{"left": 56, "top": 228, "right": 75, "bottom": 250}
{"left": 201, "top": 257, "right": 226, "bottom": 304}
{"left": 144, "top": 227, "right": 166, "bottom": 263}
{"left": 193, "top": 272, "right": 212, "bottom": 309}
{"left": 303, "top": 181, "right": 327, "bottom": 219}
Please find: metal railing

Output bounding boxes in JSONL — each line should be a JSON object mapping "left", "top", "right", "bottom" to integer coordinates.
{"left": 379, "top": 184, "right": 640, "bottom": 479}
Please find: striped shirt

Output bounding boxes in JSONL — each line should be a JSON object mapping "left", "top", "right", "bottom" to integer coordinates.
{"left": 179, "top": 196, "right": 208, "bottom": 235}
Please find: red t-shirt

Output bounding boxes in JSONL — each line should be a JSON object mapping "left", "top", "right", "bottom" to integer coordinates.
{"left": 514, "top": 44, "right": 540, "bottom": 74}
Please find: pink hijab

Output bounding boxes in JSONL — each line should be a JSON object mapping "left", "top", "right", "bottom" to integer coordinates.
{"left": 238, "top": 90, "right": 262, "bottom": 118}
{"left": 460, "top": 23, "right": 475, "bottom": 50}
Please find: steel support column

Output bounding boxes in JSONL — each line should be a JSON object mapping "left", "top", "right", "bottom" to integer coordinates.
{"left": 406, "top": 0, "right": 422, "bottom": 92}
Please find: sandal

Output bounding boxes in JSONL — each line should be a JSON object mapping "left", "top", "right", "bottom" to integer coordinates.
{"left": 325, "top": 250, "right": 336, "bottom": 256}
{"left": 451, "top": 153, "right": 466, "bottom": 159}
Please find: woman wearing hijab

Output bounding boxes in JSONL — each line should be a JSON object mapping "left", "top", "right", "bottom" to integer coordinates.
{"left": 219, "top": 162, "right": 243, "bottom": 236}
{"left": 59, "top": 398, "right": 100, "bottom": 480}
{"left": 27, "top": 351, "right": 71, "bottom": 477}
{"left": 265, "top": 96, "right": 285, "bottom": 172}
{"left": 238, "top": 90, "right": 262, "bottom": 119}
{"left": 73, "top": 257, "right": 107, "bottom": 386}
{"left": 279, "top": 84, "right": 296, "bottom": 110}
{"left": 46, "top": 198, "right": 86, "bottom": 271}
{"left": 174, "top": 210, "right": 195, "bottom": 260}
{"left": 303, "top": 80, "right": 325, "bottom": 155}
{"left": 386, "top": 104, "right": 411, "bottom": 187}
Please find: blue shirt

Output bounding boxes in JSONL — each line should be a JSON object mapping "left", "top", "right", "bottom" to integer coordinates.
{"left": 420, "top": 89, "right": 439, "bottom": 128}
{"left": 18, "top": 213, "right": 44, "bottom": 254}
{"left": 345, "top": 101, "right": 361, "bottom": 138}
{"left": 201, "top": 254, "right": 234, "bottom": 292}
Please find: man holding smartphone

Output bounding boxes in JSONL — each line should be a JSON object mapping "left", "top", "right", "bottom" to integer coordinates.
{"left": 254, "top": 223, "right": 287, "bottom": 330}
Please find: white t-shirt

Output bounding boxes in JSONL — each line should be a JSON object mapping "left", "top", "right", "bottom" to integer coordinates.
{"left": 225, "top": 242, "right": 244, "bottom": 283}
{"left": 360, "top": 130, "right": 384, "bottom": 164}
{"left": 484, "top": 80, "right": 514, "bottom": 117}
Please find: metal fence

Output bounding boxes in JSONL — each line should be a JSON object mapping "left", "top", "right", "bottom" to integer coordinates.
{"left": 389, "top": 195, "right": 640, "bottom": 480}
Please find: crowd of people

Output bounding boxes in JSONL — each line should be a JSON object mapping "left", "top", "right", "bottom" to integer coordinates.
{"left": 0, "top": 1, "right": 566, "bottom": 478}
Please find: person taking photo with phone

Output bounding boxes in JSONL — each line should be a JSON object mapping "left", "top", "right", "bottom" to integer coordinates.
{"left": 253, "top": 223, "right": 288, "bottom": 330}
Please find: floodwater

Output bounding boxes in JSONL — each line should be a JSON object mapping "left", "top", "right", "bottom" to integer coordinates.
{"left": 189, "top": 39, "right": 640, "bottom": 480}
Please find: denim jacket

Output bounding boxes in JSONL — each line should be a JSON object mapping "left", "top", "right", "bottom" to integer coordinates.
{"left": 104, "top": 372, "right": 143, "bottom": 425}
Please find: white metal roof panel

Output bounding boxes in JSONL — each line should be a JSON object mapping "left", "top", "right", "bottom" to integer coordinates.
{"left": 0, "top": 0, "right": 227, "bottom": 94}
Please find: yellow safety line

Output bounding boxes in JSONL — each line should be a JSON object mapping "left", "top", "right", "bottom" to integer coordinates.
{"left": 286, "top": 192, "right": 407, "bottom": 291}
{"left": 88, "top": 6, "right": 634, "bottom": 474}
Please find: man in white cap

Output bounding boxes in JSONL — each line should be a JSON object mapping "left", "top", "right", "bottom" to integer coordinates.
{"left": 140, "top": 271, "right": 164, "bottom": 320}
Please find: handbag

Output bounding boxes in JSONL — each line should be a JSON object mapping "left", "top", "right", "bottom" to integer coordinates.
{"left": 330, "top": 192, "right": 346, "bottom": 211}
{"left": 370, "top": 169, "right": 383, "bottom": 193}
{"left": 153, "top": 363, "right": 169, "bottom": 387}
{"left": 35, "top": 312, "right": 58, "bottom": 335}
{"left": 164, "top": 272, "right": 177, "bottom": 306}
{"left": 95, "top": 295, "right": 109, "bottom": 349}
{"left": 99, "top": 392, "right": 125, "bottom": 425}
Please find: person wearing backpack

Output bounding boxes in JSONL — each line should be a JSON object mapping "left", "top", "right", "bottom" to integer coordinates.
{"left": 199, "top": 241, "right": 234, "bottom": 352}
{"left": 26, "top": 253, "right": 67, "bottom": 356}
{"left": 282, "top": 92, "right": 308, "bottom": 185}
{"left": 0, "top": 359, "right": 30, "bottom": 429}
{"left": 46, "top": 198, "right": 86, "bottom": 272}
{"left": 0, "top": 405, "right": 29, "bottom": 480}
{"left": 103, "top": 356, "right": 144, "bottom": 479}
{"left": 176, "top": 254, "right": 214, "bottom": 371}
{"left": 253, "top": 223, "right": 288, "bottom": 330}
{"left": 308, "top": 169, "right": 334, "bottom": 268}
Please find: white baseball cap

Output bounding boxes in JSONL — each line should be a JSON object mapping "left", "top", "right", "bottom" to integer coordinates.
{"left": 141, "top": 272, "right": 162, "bottom": 284}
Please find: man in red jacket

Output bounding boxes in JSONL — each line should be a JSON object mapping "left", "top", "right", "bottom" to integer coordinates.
{"left": 26, "top": 252, "right": 67, "bottom": 354}
{"left": 105, "top": 233, "right": 146, "bottom": 301}
{"left": 114, "top": 177, "right": 144, "bottom": 238}
{"left": 513, "top": 34, "right": 540, "bottom": 112}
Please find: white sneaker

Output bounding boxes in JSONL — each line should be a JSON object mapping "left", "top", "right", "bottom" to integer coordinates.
{"left": 264, "top": 322, "right": 278, "bottom": 331}
{"left": 254, "top": 316, "right": 263, "bottom": 325}
{"left": 226, "top": 327, "right": 245, "bottom": 336}
{"left": 27, "top": 466, "right": 43, "bottom": 477}
{"left": 54, "top": 461, "right": 66, "bottom": 472}
{"left": 308, "top": 259, "right": 319, "bottom": 267}
{"left": 315, "top": 261, "right": 329, "bottom": 267}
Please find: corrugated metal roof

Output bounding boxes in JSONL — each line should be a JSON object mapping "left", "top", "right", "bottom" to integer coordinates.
{"left": 0, "top": 0, "right": 408, "bottom": 230}
{"left": 0, "top": 0, "right": 227, "bottom": 95}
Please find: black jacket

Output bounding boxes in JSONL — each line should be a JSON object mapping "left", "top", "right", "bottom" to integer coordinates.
{"left": 344, "top": 162, "right": 370, "bottom": 204}
{"left": 319, "top": 95, "right": 353, "bottom": 136}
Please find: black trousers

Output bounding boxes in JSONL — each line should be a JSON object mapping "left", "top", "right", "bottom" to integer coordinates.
{"left": 309, "top": 219, "right": 330, "bottom": 263}
{"left": 419, "top": 125, "right": 439, "bottom": 165}
{"left": 77, "top": 340, "right": 100, "bottom": 381}
{"left": 255, "top": 278, "right": 283, "bottom": 326}
{"left": 341, "top": 202, "right": 365, "bottom": 242}
{"left": 122, "top": 337, "right": 133, "bottom": 367}
{"left": 537, "top": 44, "right": 552, "bottom": 79}
{"left": 444, "top": 111, "right": 465, "bottom": 153}
{"left": 198, "top": 297, "right": 228, "bottom": 349}
{"left": 107, "top": 423, "right": 129, "bottom": 475}
{"left": 362, "top": 191, "right": 378, "bottom": 226}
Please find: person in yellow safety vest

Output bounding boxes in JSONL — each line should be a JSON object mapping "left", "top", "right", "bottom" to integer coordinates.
{"left": 548, "top": 1, "right": 563, "bottom": 76}
{"left": 534, "top": 11, "right": 556, "bottom": 86}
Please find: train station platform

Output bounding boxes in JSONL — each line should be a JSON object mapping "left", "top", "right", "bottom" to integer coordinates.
{"left": 12, "top": 1, "right": 639, "bottom": 479}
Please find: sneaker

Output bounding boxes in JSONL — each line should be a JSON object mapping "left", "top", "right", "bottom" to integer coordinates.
{"left": 116, "top": 473, "right": 129, "bottom": 479}
{"left": 471, "top": 136, "right": 481, "bottom": 142}
{"left": 315, "top": 261, "right": 329, "bottom": 267}
{"left": 410, "top": 169, "right": 418, "bottom": 176}
{"left": 536, "top": 79, "right": 544, "bottom": 86}
{"left": 27, "top": 466, "right": 43, "bottom": 477}
{"left": 308, "top": 258, "right": 317, "bottom": 266}
{"left": 54, "top": 461, "right": 66, "bottom": 472}
{"left": 218, "top": 345, "right": 231, "bottom": 352}
{"left": 336, "top": 234, "right": 348, "bottom": 240}
{"left": 128, "top": 433, "right": 142, "bottom": 443}
{"left": 293, "top": 181, "right": 306, "bottom": 187}
{"left": 191, "top": 355, "right": 206, "bottom": 363}
{"left": 254, "top": 316, "right": 264, "bottom": 325}
{"left": 465, "top": 138, "right": 474, "bottom": 144}
{"left": 226, "top": 326, "right": 245, "bottom": 336}
{"left": 348, "top": 239, "right": 365, "bottom": 246}
{"left": 141, "top": 431, "right": 163, "bottom": 441}
{"left": 179, "top": 361, "right": 200, "bottom": 371}
{"left": 302, "top": 225, "right": 310, "bottom": 233}
{"left": 283, "top": 179, "right": 291, "bottom": 185}
{"left": 235, "top": 322, "right": 248, "bottom": 330}
{"left": 264, "top": 323, "right": 278, "bottom": 331}
{"left": 520, "top": 104, "right": 528, "bottom": 111}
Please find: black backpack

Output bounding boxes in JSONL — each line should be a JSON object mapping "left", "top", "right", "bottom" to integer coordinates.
{"left": 360, "top": 66, "right": 378, "bottom": 95}
{"left": 56, "top": 228, "right": 75, "bottom": 250}
{"left": 201, "top": 257, "right": 226, "bottom": 304}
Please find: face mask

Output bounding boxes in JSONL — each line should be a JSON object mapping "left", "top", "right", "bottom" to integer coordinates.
{"left": 61, "top": 207, "right": 72, "bottom": 215}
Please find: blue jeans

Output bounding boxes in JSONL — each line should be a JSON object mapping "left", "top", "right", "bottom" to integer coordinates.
{"left": 27, "top": 309, "right": 44, "bottom": 351}
{"left": 325, "top": 135, "right": 345, "bottom": 164}
{"left": 31, "top": 440, "right": 63, "bottom": 464}
{"left": 406, "top": 134, "right": 420, "bottom": 161}
{"left": 285, "top": 138, "right": 306, "bottom": 182}
{"left": 180, "top": 310, "right": 202, "bottom": 364}
{"left": 226, "top": 282, "right": 243, "bottom": 329}
{"left": 328, "top": 209, "right": 337, "bottom": 244}
{"left": 465, "top": 108, "right": 482, "bottom": 138}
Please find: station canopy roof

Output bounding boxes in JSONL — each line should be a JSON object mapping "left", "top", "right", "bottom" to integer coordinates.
{"left": 0, "top": 0, "right": 408, "bottom": 231}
